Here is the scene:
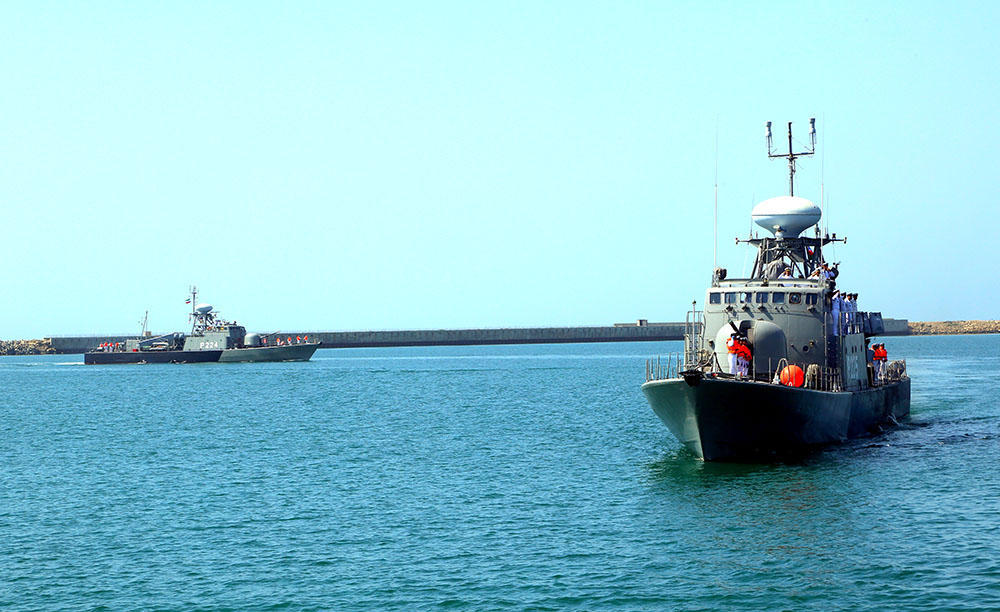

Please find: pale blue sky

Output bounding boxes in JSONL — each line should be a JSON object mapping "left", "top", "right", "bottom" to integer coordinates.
{"left": 2, "top": 2, "right": 997, "bottom": 337}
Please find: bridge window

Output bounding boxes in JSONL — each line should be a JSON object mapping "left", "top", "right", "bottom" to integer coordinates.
{"left": 724, "top": 292, "right": 737, "bottom": 304}
{"left": 741, "top": 292, "right": 752, "bottom": 303}
{"left": 805, "top": 293, "right": 818, "bottom": 305}
{"left": 709, "top": 292, "right": 721, "bottom": 304}
{"left": 772, "top": 292, "right": 785, "bottom": 304}
{"left": 789, "top": 293, "right": 802, "bottom": 304}
{"left": 755, "top": 292, "right": 768, "bottom": 304}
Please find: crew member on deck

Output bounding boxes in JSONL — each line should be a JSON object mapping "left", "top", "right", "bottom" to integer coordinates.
{"left": 844, "top": 293, "right": 855, "bottom": 333}
{"left": 874, "top": 343, "right": 888, "bottom": 381}
{"left": 865, "top": 338, "right": 875, "bottom": 385}
{"left": 735, "top": 335, "right": 752, "bottom": 378}
{"left": 726, "top": 333, "right": 738, "bottom": 375}
{"left": 830, "top": 290, "right": 842, "bottom": 336}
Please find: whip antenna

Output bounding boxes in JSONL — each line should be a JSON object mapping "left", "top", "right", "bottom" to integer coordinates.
{"left": 714, "top": 119, "right": 719, "bottom": 272}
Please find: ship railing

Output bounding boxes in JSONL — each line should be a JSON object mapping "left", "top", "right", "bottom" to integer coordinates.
{"left": 872, "top": 358, "right": 907, "bottom": 386}
{"left": 683, "top": 303, "right": 704, "bottom": 369}
{"left": 810, "top": 365, "right": 843, "bottom": 392}
{"left": 831, "top": 311, "right": 866, "bottom": 336}
{"left": 645, "top": 354, "right": 684, "bottom": 382}
{"left": 763, "top": 358, "right": 844, "bottom": 392}
{"left": 715, "top": 277, "right": 823, "bottom": 288}
{"left": 829, "top": 310, "right": 886, "bottom": 336}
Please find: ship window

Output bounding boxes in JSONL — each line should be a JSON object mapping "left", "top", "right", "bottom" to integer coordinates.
{"left": 709, "top": 292, "right": 721, "bottom": 304}
{"left": 789, "top": 293, "right": 802, "bottom": 304}
{"left": 741, "top": 292, "right": 752, "bottom": 303}
{"left": 772, "top": 292, "right": 785, "bottom": 304}
{"left": 724, "top": 292, "right": 737, "bottom": 304}
{"left": 805, "top": 293, "right": 818, "bottom": 305}
{"left": 755, "top": 292, "right": 768, "bottom": 304}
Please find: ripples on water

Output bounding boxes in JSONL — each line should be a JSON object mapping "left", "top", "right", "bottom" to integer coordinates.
{"left": 1, "top": 336, "right": 998, "bottom": 610}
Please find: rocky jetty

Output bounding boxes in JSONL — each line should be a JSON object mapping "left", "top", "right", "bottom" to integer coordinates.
{"left": 908, "top": 320, "right": 1000, "bottom": 335}
{"left": 0, "top": 339, "right": 57, "bottom": 355}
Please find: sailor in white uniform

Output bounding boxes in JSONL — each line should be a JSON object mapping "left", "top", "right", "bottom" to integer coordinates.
{"left": 848, "top": 293, "right": 856, "bottom": 333}
{"left": 830, "top": 290, "right": 842, "bottom": 336}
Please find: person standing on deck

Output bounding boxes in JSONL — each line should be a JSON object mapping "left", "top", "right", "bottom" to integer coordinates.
{"left": 734, "top": 336, "right": 752, "bottom": 378}
{"left": 874, "top": 343, "right": 888, "bottom": 381}
{"left": 726, "top": 333, "right": 738, "bottom": 375}
{"left": 830, "top": 290, "right": 842, "bottom": 337}
{"left": 865, "top": 338, "right": 875, "bottom": 385}
{"left": 844, "top": 293, "right": 855, "bottom": 333}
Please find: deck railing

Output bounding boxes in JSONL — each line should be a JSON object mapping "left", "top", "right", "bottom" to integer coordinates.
{"left": 645, "top": 354, "right": 684, "bottom": 382}
{"left": 872, "top": 358, "right": 908, "bottom": 386}
{"left": 683, "top": 303, "right": 704, "bottom": 369}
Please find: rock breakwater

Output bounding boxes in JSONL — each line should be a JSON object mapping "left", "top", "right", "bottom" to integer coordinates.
{"left": 0, "top": 339, "right": 57, "bottom": 355}
{"left": 908, "top": 320, "right": 1000, "bottom": 335}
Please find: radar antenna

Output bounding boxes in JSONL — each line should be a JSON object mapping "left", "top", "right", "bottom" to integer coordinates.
{"left": 765, "top": 118, "right": 816, "bottom": 196}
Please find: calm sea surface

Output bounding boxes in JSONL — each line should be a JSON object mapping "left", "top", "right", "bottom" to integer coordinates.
{"left": 2, "top": 335, "right": 999, "bottom": 610}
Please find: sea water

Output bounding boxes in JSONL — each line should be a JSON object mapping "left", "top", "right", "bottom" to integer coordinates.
{"left": 1, "top": 335, "right": 998, "bottom": 610}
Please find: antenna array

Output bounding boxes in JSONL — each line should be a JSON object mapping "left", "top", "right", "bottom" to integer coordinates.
{"left": 765, "top": 118, "right": 816, "bottom": 196}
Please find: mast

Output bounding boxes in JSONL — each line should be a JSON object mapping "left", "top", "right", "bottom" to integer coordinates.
{"left": 189, "top": 285, "right": 198, "bottom": 335}
{"left": 740, "top": 118, "right": 844, "bottom": 278}
{"left": 766, "top": 118, "right": 816, "bottom": 196}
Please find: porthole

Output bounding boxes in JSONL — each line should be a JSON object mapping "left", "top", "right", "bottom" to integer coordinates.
{"left": 803, "top": 345, "right": 810, "bottom": 352}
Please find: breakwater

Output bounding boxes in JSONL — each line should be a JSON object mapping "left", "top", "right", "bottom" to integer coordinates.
{"left": 46, "top": 323, "right": 685, "bottom": 354}
{"left": 0, "top": 339, "right": 56, "bottom": 355}
{"left": 41, "top": 317, "right": 911, "bottom": 354}
{"left": 908, "top": 320, "right": 1000, "bottom": 335}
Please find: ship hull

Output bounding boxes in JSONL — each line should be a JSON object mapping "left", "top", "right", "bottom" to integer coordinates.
{"left": 84, "top": 350, "right": 223, "bottom": 365}
{"left": 219, "top": 342, "right": 319, "bottom": 362}
{"left": 641, "top": 376, "right": 910, "bottom": 461}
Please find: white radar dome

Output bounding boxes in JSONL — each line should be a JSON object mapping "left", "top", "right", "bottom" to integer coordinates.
{"left": 752, "top": 196, "right": 821, "bottom": 238}
{"left": 195, "top": 303, "right": 213, "bottom": 314}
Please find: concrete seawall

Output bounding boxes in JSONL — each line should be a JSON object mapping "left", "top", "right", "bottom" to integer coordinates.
{"left": 44, "top": 318, "right": 910, "bottom": 354}
{"left": 46, "top": 323, "right": 686, "bottom": 354}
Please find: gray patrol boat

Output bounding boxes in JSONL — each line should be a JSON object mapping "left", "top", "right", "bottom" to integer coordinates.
{"left": 85, "top": 288, "right": 319, "bottom": 364}
{"left": 186, "top": 287, "right": 320, "bottom": 363}
{"left": 641, "top": 119, "right": 910, "bottom": 461}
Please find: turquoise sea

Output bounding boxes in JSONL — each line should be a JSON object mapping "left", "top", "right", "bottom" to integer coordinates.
{"left": 2, "top": 335, "right": 999, "bottom": 610}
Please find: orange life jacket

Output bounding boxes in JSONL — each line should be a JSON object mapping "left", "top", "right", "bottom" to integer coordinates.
{"left": 727, "top": 337, "right": 737, "bottom": 354}
{"left": 874, "top": 347, "right": 887, "bottom": 361}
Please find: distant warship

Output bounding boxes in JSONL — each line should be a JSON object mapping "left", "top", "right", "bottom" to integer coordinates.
{"left": 84, "top": 287, "right": 320, "bottom": 365}
{"left": 641, "top": 119, "right": 910, "bottom": 460}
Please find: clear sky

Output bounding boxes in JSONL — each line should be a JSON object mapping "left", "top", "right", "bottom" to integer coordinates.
{"left": 3, "top": 2, "right": 998, "bottom": 337}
